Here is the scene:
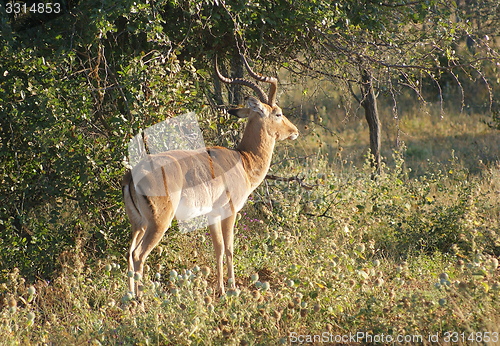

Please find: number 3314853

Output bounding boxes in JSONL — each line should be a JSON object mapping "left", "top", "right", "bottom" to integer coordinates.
{"left": 5, "top": 2, "right": 61, "bottom": 14}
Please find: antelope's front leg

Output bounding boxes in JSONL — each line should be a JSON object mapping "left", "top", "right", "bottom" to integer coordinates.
{"left": 221, "top": 213, "right": 237, "bottom": 289}
{"left": 208, "top": 218, "right": 225, "bottom": 294}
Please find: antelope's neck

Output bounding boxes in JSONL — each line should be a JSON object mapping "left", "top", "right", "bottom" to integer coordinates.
{"left": 236, "top": 123, "right": 276, "bottom": 190}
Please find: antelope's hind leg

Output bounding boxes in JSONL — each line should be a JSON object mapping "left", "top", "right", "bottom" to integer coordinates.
{"left": 123, "top": 182, "right": 147, "bottom": 295}
{"left": 131, "top": 209, "right": 175, "bottom": 296}
{"left": 128, "top": 223, "right": 145, "bottom": 295}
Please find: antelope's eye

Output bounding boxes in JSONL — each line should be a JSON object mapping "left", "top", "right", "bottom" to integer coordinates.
{"left": 276, "top": 113, "right": 282, "bottom": 117}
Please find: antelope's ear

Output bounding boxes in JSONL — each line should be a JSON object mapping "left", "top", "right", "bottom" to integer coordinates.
{"left": 228, "top": 96, "right": 266, "bottom": 118}
{"left": 228, "top": 107, "right": 251, "bottom": 119}
{"left": 245, "top": 96, "right": 266, "bottom": 117}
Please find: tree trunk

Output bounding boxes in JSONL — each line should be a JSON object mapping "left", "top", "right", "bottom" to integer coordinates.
{"left": 229, "top": 53, "right": 244, "bottom": 105}
{"left": 360, "top": 69, "right": 381, "bottom": 175}
{"left": 213, "top": 69, "right": 224, "bottom": 106}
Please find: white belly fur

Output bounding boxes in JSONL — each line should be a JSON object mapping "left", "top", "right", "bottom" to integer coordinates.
{"left": 174, "top": 192, "right": 248, "bottom": 223}
{"left": 174, "top": 196, "right": 213, "bottom": 220}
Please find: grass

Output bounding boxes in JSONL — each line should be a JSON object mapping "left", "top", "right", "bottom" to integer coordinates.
{"left": 1, "top": 101, "right": 500, "bottom": 345}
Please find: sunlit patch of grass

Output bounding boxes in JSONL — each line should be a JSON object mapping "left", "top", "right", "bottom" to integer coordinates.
{"left": 287, "top": 92, "right": 500, "bottom": 178}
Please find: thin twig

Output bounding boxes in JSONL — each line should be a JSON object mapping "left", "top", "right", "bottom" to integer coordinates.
{"left": 265, "top": 174, "right": 317, "bottom": 190}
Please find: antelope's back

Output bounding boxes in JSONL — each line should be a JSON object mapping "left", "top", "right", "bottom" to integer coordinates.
{"left": 129, "top": 147, "right": 250, "bottom": 220}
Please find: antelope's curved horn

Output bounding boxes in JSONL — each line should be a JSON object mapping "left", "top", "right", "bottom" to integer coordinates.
{"left": 215, "top": 56, "right": 269, "bottom": 104}
{"left": 240, "top": 55, "right": 278, "bottom": 106}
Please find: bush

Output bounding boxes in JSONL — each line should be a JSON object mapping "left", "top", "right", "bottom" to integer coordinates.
{"left": 0, "top": 0, "right": 207, "bottom": 280}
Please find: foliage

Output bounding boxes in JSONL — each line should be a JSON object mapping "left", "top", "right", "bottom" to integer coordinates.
{"left": 141, "top": 0, "right": 500, "bottom": 103}
{"left": 0, "top": 0, "right": 207, "bottom": 279}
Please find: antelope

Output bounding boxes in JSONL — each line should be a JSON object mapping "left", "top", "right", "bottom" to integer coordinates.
{"left": 122, "top": 54, "right": 299, "bottom": 296}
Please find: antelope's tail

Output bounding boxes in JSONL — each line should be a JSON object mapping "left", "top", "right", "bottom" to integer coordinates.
{"left": 122, "top": 170, "right": 145, "bottom": 228}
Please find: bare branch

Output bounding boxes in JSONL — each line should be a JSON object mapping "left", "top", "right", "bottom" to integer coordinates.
{"left": 292, "top": 58, "right": 358, "bottom": 83}
{"left": 265, "top": 174, "right": 317, "bottom": 190}
{"left": 379, "top": 1, "right": 423, "bottom": 8}
{"left": 347, "top": 81, "right": 361, "bottom": 104}
{"left": 75, "top": 53, "right": 112, "bottom": 135}
{"left": 105, "top": 65, "right": 133, "bottom": 123}
{"left": 315, "top": 28, "right": 496, "bottom": 72}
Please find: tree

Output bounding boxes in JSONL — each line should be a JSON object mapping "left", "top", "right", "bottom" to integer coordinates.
{"left": 259, "top": 0, "right": 498, "bottom": 172}
{"left": 161, "top": 0, "right": 499, "bottom": 172}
